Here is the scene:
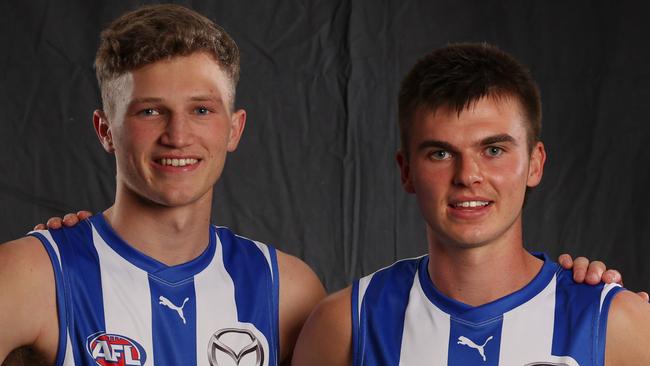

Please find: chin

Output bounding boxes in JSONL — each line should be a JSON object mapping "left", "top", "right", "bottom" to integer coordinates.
{"left": 434, "top": 225, "right": 497, "bottom": 249}
{"left": 143, "top": 189, "right": 206, "bottom": 208}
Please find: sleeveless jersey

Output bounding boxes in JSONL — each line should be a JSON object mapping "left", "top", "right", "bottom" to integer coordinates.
{"left": 30, "top": 214, "right": 279, "bottom": 366}
{"left": 352, "top": 254, "right": 622, "bottom": 366}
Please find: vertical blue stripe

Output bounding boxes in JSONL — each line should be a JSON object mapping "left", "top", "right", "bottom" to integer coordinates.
{"left": 356, "top": 259, "right": 419, "bottom": 366}
{"left": 448, "top": 317, "right": 502, "bottom": 366}
{"left": 552, "top": 269, "right": 606, "bottom": 365}
{"left": 30, "top": 232, "right": 69, "bottom": 366}
{"left": 48, "top": 221, "right": 106, "bottom": 365}
{"left": 149, "top": 275, "right": 197, "bottom": 366}
{"left": 219, "top": 228, "right": 279, "bottom": 365}
{"left": 351, "top": 280, "right": 360, "bottom": 366}
{"left": 269, "top": 245, "right": 281, "bottom": 358}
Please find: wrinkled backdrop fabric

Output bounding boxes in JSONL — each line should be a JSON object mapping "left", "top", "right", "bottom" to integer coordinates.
{"left": 0, "top": 0, "right": 648, "bottom": 291}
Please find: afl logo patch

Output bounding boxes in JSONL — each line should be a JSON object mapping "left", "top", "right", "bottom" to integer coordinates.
{"left": 86, "top": 332, "right": 147, "bottom": 365}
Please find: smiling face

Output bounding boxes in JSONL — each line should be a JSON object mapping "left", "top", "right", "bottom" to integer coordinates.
{"left": 94, "top": 52, "right": 246, "bottom": 208}
{"left": 397, "top": 95, "right": 545, "bottom": 249}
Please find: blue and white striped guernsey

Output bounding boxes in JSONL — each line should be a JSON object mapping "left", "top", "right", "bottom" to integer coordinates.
{"left": 30, "top": 214, "right": 279, "bottom": 366}
{"left": 352, "top": 254, "right": 622, "bottom": 366}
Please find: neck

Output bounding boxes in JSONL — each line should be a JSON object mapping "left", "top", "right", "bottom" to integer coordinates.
{"left": 104, "top": 185, "right": 213, "bottom": 266}
{"left": 426, "top": 221, "right": 543, "bottom": 307}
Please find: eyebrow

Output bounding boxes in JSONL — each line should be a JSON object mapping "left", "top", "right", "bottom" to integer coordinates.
{"left": 480, "top": 134, "right": 517, "bottom": 146}
{"left": 416, "top": 140, "right": 457, "bottom": 152}
{"left": 416, "top": 134, "right": 517, "bottom": 152}
{"left": 189, "top": 95, "right": 223, "bottom": 103}
{"left": 129, "top": 97, "right": 163, "bottom": 105}
{"left": 128, "top": 95, "right": 224, "bottom": 105}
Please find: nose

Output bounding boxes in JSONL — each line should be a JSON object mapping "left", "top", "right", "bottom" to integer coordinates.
{"left": 453, "top": 155, "right": 483, "bottom": 187}
{"left": 159, "top": 112, "right": 194, "bottom": 147}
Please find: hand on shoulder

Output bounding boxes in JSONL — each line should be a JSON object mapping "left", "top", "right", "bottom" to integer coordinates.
{"left": 33, "top": 210, "right": 93, "bottom": 231}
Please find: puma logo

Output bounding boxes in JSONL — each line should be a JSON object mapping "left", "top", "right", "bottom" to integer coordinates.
{"left": 457, "top": 335, "right": 493, "bottom": 361}
{"left": 159, "top": 296, "right": 190, "bottom": 324}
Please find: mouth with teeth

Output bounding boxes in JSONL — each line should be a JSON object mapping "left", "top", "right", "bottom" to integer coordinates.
{"left": 448, "top": 199, "right": 493, "bottom": 219}
{"left": 156, "top": 158, "right": 200, "bottom": 167}
{"left": 451, "top": 200, "right": 491, "bottom": 208}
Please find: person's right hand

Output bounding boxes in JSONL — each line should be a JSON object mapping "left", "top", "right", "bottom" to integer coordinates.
{"left": 33, "top": 210, "right": 93, "bottom": 230}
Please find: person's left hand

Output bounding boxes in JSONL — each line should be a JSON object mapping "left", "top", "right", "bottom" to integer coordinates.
{"left": 558, "top": 254, "right": 649, "bottom": 302}
{"left": 33, "top": 210, "right": 93, "bottom": 231}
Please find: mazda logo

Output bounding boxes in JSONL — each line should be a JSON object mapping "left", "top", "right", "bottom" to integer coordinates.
{"left": 207, "top": 328, "right": 264, "bottom": 366}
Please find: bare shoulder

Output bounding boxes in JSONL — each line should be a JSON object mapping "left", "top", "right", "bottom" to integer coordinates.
{"left": 0, "top": 236, "right": 58, "bottom": 363}
{"left": 292, "top": 286, "right": 352, "bottom": 366}
{"left": 605, "top": 289, "right": 650, "bottom": 365}
{"left": 275, "top": 250, "right": 326, "bottom": 364}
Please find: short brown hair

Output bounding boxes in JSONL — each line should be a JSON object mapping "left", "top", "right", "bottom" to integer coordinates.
{"left": 398, "top": 43, "right": 541, "bottom": 155}
{"left": 95, "top": 4, "right": 240, "bottom": 114}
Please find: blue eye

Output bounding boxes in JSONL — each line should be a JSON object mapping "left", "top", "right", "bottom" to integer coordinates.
{"left": 485, "top": 146, "right": 503, "bottom": 157}
{"left": 141, "top": 108, "right": 160, "bottom": 116}
{"left": 195, "top": 107, "right": 210, "bottom": 115}
{"left": 429, "top": 150, "right": 452, "bottom": 160}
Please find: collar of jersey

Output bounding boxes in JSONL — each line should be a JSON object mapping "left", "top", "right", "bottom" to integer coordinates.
{"left": 417, "top": 253, "right": 559, "bottom": 324}
{"left": 89, "top": 213, "right": 217, "bottom": 284}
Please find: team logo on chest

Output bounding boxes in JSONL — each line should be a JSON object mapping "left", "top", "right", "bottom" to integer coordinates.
{"left": 207, "top": 327, "right": 265, "bottom": 366}
{"left": 457, "top": 335, "right": 493, "bottom": 362}
{"left": 159, "top": 295, "right": 190, "bottom": 324}
{"left": 86, "top": 332, "right": 147, "bottom": 366}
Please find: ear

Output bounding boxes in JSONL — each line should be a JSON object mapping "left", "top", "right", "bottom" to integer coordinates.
{"left": 396, "top": 150, "right": 416, "bottom": 193}
{"left": 93, "top": 110, "right": 114, "bottom": 153}
{"left": 526, "top": 141, "right": 546, "bottom": 188}
{"left": 226, "top": 109, "right": 247, "bottom": 152}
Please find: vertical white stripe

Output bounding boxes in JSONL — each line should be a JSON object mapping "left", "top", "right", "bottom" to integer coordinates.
{"left": 253, "top": 240, "right": 274, "bottom": 281}
{"left": 499, "top": 275, "right": 578, "bottom": 366}
{"left": 62, "top": 334, "right": 74, "bottom": 366}
{"left": 599, "top": 283, "right": 621, "bottom": 312}
{"left": 195, "top": 233, "right": 239, "bottom": 366}
{"left": 399, "top": 271, "right": 450, "bottom": 365}
{"left": 357, "top": 274, "right": 374, "bottom": 326}
{"left": 91, "top": 226, "right": 155, "bottom": 365}
{"left": 499, "top": 275, "right": 556, "bottom": 364}
{"left": 194, "top": 232, "right": 270, "bottom": 366}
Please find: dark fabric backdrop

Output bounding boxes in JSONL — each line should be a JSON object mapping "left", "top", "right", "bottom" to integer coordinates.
{"left": 0, "top": 0, "right": 648, "bottom": 292}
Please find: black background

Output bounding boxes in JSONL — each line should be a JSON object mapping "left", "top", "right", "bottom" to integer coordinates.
{"left": 0, "top": 1, "right": 649, "bottom": 292}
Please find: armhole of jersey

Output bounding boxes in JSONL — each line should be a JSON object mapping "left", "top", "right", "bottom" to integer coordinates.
{"left": 351, "top": 280, "right": 360, "bottom": 366}
{"left": 28, "top": 231, "right": 68, "bottom": 366}
{"left": 596, "top": 283, "right": 624, "bottom": 366}
{"left": 269, "top": 245, "right": 281, "bottom": 357}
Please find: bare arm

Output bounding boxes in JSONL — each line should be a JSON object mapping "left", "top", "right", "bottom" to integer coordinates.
{"left": 276, "top": 251, "right": 326, "bottom": 365}
{"left": 605, "top": 290, "right": 650, "bottom": 365}
{"left": 292, "top": 287, "right": 352, "bottom": 366}
{"left": 0, "top": 237, "right": 58, "bottom": 364}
